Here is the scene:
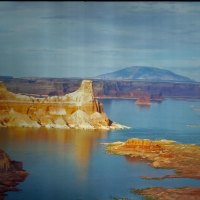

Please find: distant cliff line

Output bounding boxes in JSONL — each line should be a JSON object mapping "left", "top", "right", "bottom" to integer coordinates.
{"left": 1, "top": 77, "right": 200, "bottom": 100}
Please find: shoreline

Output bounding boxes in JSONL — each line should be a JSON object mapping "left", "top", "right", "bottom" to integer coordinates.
{"left": 105, "top": 138, "right": 200, "bottom": 199}
{"left": 106, "top": 138, "right": 200, "bottom": 179}
{"left": 134, "top": 187, "right": 200, "bottom": 200}
{"left": 0, "top": 150, "right": 28, "bottom": 200}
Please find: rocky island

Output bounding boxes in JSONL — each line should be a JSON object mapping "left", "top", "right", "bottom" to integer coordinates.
{"left": 135, "top": 95, "right": 151, "bottom": 106}
{"left": 134, "top": 187, "right": 200, "bottom": 200}
{"left": 0, "top": 149, "right": 28, "bottom": 200}
{"left": 0, "top": 80, "right": 127, "bottom": 130}
{"left": 106, "top": 138, "right": 200, "bottom": 199}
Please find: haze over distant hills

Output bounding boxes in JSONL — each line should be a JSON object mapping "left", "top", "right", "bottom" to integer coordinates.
{"left": 0, "top": 65, "right": 200, "bottom": 100}
{"left": 97, "top": 66, "right": 194, "bottom": 82}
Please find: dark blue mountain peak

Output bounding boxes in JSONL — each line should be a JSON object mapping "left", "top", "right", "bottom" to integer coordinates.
{"left": 97, "top": 66, "right": 194, "bottom": 82}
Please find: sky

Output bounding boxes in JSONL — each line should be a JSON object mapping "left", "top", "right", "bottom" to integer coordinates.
{"left": 0, "top": 2, "right": 200, "bottom": 81}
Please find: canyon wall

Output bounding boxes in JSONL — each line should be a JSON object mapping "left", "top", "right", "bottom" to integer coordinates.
{"left": 0, "top": 80, "right": 127, "bottom": 129}
{"left": 1, "top": 77, "right": 200, "bottom": 100}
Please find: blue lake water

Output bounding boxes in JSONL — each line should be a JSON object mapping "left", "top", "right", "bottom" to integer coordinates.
{"left": 0, "top": 99, "right": 200, "bottom": 200}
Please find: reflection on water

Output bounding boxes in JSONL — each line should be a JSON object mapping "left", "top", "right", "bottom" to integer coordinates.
{"left": 0, "top": 127, "right": 108, "bottom": 181}
{"left": 135, "top": 104, "right": 151, "bottom": 110}
{"left": 1, "top": 99, "right": 200, "bottom": 200}
{"left": 1, "top": 127, "right": 108, "bottom": 144}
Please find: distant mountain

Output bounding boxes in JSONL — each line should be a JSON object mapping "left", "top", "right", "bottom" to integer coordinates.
{"left": 97, "top": 66, "right": 194, "bottom": 82}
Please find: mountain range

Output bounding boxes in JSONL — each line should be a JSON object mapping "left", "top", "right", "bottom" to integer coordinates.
{"left": 97, "top": 66, "right": 194, "bottom": 82}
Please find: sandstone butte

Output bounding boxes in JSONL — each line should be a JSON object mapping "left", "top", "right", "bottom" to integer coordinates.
{"left": 0, "top": 80, "right": 128, "bottom": 130}
{"left": 106, "top": 138, "right": 200, "bottom": 200}
{"left": 0, "top": 149, "right": 28, "bottom": 200}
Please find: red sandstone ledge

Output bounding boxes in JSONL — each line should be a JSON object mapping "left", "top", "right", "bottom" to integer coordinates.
{"left": 0, "top": 149, "right": 28, "bottom": 200}
{"left": 105, "top": 138, "right": 200, "bottom": 200}
{"left": 134, "top": 187, "right": 200, "bottom": 200}
{"left": 106, "top": 138, "right": 200, "bottom": 179}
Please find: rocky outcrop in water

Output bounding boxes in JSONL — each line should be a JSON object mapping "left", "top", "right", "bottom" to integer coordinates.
{"left": 0, "top": 149, "right": 28, "bottom": 200}
{"left": 134, "top": 187, "right": 200, "bottom": 200}
{"left": 0, "top": 80, "right": 127, "bottom": 129}
{"left": 106, "top": 138, "right": 200, "bottom": 200}
{"left": 106, "top": 138, "right": 200, "bottom": 179}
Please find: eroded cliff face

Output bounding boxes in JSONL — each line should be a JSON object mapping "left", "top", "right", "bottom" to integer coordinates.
{"left": 2, "top": 77, "right": 200, "bottom": 100}
{"left": 0, "top": 80, "right": 127, "bottom": 130}
{"left": 0, "top": 149, "right": 28, "bottom": 200}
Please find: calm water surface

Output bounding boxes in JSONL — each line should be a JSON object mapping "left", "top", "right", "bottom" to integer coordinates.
{"left": 0, "top": 99, "right": 200, "bottom": 200}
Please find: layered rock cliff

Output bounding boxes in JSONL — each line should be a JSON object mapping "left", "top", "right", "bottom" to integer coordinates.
{"left": 0, "top": 149, "right": 28, "bottom": 200}
{"left": 1, "top": 77, "right": 200, "bottom": 100}
{"left": 0, "top": 80, "right": 127, "bottom": 129}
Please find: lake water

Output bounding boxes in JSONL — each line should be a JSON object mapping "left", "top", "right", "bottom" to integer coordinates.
{"left": 0, "top": 99, "right": 200, "bottom": 200}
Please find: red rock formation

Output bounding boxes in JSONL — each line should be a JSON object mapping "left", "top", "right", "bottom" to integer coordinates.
{"left": 124, "top": 138, "right": 162, "bottom": 151}
{"left": 0, "top": 149, "right": 28, "bottom": 200}
{"left": 134, "top": 187, "right": 200, "bottom": 200}
{"left": 106, "top": 138, "right": 200, "bottom": 179}
{"left": 135, "top": 95, "right": 151, "bottom": 106}
{"left": 106, "top": 138, "right": 200, "bottom": 200}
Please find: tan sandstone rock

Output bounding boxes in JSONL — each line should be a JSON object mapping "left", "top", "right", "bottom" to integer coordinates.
{"left": 0, "top": 80, "right": 128, "bottom": 130}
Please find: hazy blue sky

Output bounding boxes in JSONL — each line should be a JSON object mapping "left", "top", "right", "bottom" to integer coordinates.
{"left": 0, "top": 2, "right": 200, "bottom": 80}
